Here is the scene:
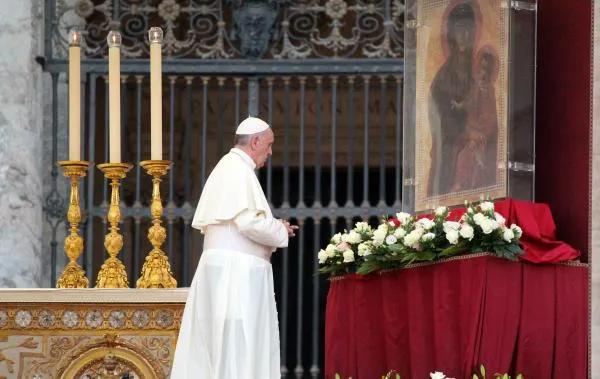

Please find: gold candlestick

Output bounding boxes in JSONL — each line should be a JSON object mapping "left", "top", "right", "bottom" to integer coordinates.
{"left": 56, "top": 160, "right": 92, "bottom": 288}
{"left": 136, "top": 160, "right": 177, "bottom": 288}
{"left": 96, "top": 162, "right": 133, "bottom": 288}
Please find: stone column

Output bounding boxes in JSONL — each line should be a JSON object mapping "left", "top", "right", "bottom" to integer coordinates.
{"left": 0, "top": 0, "right": 44, "bottom": 287}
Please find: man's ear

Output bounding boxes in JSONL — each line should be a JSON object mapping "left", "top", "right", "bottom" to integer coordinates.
{"left": 250, "top": 135, "right": 260, "bottom": 149}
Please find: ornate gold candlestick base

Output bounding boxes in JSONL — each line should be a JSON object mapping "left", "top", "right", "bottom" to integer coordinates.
{"left": 56, "top": 160, "right": 93, "bottom": 288}
{"left": 136, "top": 160, "right": 177, "bottom": 288}
{"left": 96, "top": 162, "right": 133, "bottom": 288}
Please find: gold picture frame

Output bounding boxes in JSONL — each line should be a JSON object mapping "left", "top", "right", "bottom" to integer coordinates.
{"left": 413, "top": 0, "right": 509, "bottom": 211}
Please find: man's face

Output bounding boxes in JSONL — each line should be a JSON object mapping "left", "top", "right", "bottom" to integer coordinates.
{"left": 250, "top": 129, "right": 274, "bottom": 169}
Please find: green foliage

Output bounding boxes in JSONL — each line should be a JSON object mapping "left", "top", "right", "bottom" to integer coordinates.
{"left": 471, "top": 364, "right": 524, "bottom": 379}
{"left": 333, "top": 365, "right": 523, "bottom": 379}
{"left": 318, "top": 201, "right": 524, "bottom": 277}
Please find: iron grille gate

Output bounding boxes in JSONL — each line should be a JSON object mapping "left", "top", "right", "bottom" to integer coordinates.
{"left": 43, "top": 0, "right": 407, "bottom": 377}
{"left": 71, "top": 72, "right": 404, "bottom": 377}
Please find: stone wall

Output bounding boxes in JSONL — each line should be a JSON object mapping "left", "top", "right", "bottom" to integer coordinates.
{"left": 0, "top": 0, "right": 45, "bottom": 287}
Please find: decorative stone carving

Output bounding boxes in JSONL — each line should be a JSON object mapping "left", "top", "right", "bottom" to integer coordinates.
{"left": 229, "top": 0, "right": 289, "bottom": 58}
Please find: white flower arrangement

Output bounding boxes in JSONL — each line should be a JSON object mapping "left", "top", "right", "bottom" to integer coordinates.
{"left": 318, "top": 200, "right": 524, "bottom": 276}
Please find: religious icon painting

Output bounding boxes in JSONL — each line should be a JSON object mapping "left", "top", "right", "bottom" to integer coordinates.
{"left": 409, "top": 0, "right": 509, "bottom": 212}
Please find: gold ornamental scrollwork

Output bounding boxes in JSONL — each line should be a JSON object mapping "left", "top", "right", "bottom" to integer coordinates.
{"left": 57, "top": 333, "right": 163, "bottom": 379}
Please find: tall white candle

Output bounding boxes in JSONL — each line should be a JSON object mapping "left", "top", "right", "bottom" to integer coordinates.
{"left": 107, "top": 31, "right": 121, "bottom": 163}
{"left": 149, "top": 27, "right": 163, "bottom": 161}
{"left": 68, "top": 30, "right": 81, "bottom": 161}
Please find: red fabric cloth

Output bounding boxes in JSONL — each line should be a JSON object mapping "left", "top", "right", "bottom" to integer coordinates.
{"left": 434, "top": 198, "right": 580, "bottom": 263}
{"left": 324, "top": 255, "right": 588, "bottom": 379}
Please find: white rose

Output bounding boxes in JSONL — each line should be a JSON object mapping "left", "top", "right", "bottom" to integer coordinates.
{"left": 430, "top": 372, "right": 447, "bottom": 379}
{"left": 331, "top": 233, "right": 342, "bottom": 245}
{"left": 385, "top": 235, "right": 398, "bottom": 245}
{"left": 325, "top": 244, "right": 337, "bottom": 258}
{"left": 459, "top": 224, "right": 474, "bottom": 240}
{"left": 417, "top": 218, "right": 436, "bottom": 230}
{"left": 435, "top": 206, "right": 448, "bottom": 216}
{"left": 403, "top": 228, "right": 424, "bottom": 248}
{"left": 354, "top": 222, "right": 371, "bottom": 233}
{"left": 511, "top": 224, "right": 522, "bottom": 238}
{"left": 446, "top": 230, "right": 459, "bottom": 245}
{"left": 473, "top": 213, "right": 486, "bottom": 225}
{"left": 343, "top": 249, "right": 355, "bottom": 263}
{"left": 395, "top": 212, "right": 412, "bottom": 224}
{"left": 372, "top": 229, "right": 387, "bottom": 246}
{"left": 318, "top": 249, "right": 328, "bottom": 263}
{"left": 443, "top": 221, "right": 461, "bottom": 233}
{"left": 480, "top": 201, "right": 494, "bottom": 212}
{"left": 394, "top": 228, "right": 407, "bottom": 239}
{"left": 503, "top": 228, "right": 515, "bottom": 242}
{"left": 421, "top": 232, "right": 436, "bottom": 242}
{"left": 494, "top": 212, "right": 506, "bottom": 226}
{"left": 480, "top": 219, "right": 499, "bottom": 235}
{"left": 358, "top": 242, "right": 372, "bottom": 257}
{"left": 344, "top": 230, "right": 362, "bottom": 244}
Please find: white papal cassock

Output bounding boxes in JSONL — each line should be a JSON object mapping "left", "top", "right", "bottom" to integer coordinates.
{"left": 170, "top": 147, "right": 288, "bottom": 379}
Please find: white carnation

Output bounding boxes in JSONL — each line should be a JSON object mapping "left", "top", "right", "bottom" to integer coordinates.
{"left": 385, "top": 235, "right": 398, "bottom": 245}
{"left": 434, "top": 206, "right": 448, "bottom": 216}
{"left": 442, "top": 221, "right": 461, "bottom": 233}
{"left": 446, "top": 230, "right": 459, "bottom": 245}
{"left": 503, "top": 228, "right": 515, "bottom": 242}
{"left": 459, "top": 224, "right": 474, "bottom": 240}
{"left": 357, "top": 242, "right": 373, "bottom": 257}
{"left": 421, "top": 232, "right": 436, "bottom": 242}
{"left": 393, "top": 228, "right": 407, "bottom": 239}
{"left": 480, "top": 201, "right": 494, "bottom": 212}
{"left": 318, "top": 249, "right": 328, "bottom": 263}
{"left": 331, "top": 233, "right": 342, "bottom": 245}
{"left": 417, "top": 218, "right": 436, "bottom": 230}
{"left": 342, "top": 249, "right": 355, "bottom": 263}
{"left": 395, "top": 212, "right": 412, "bottom": 224}
{"left": 510, "top": 224, "right": 522, "bottom": 238}
{"left": 430, "top": 372, "right": 447, "bottom": 379}
{"left": 467, "top": 207, "right": 475, "bottom": 214}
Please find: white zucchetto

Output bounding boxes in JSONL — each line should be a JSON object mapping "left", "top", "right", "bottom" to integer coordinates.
{"left": 235, "top": 116, "right": 270, "bottom": 135}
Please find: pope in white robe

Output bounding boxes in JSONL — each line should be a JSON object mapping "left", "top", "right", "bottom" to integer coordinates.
{"left": 170, "top": 117, "right": 297, "bottom": 379}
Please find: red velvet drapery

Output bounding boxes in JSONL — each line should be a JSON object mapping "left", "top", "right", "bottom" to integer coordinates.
{"left": 324, "top": 255, "right": 588, "bottom": 379}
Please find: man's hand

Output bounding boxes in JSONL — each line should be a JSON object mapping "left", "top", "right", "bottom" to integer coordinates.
{"left": 280, "top": 219, "right": 299, "bottom": 237}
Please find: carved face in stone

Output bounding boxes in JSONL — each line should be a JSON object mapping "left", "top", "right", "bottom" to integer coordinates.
{"left": 233, "top": 2, "right": 278, "bottom": 58}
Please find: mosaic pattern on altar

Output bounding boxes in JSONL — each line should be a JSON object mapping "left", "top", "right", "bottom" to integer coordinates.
{"left": 53, "top": 0, "right": 406, "bottom": 59}
{"left": 0, "top": 305, "right": 181, "bottom": 331}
